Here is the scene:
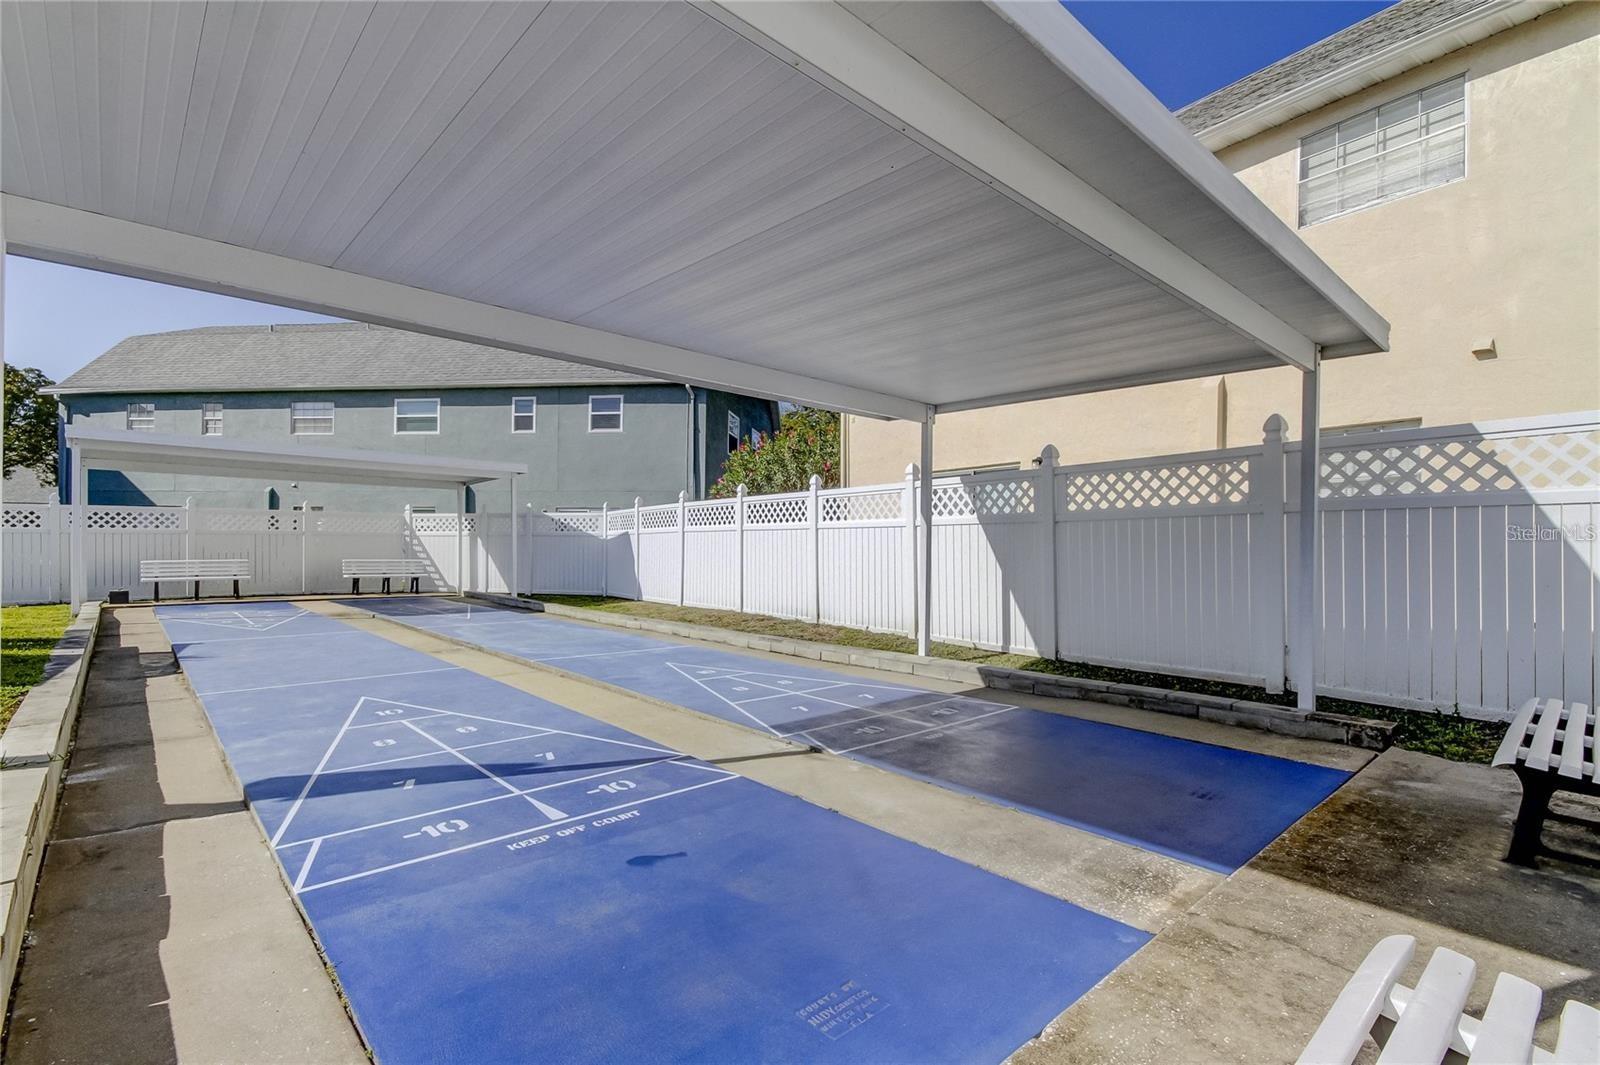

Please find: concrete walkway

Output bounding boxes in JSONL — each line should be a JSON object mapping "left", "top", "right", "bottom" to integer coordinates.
{"left": 1013, "top": 748, "right": 1600, "bottom": 1064}
{"left": 3, "top": 608, "right": 366, "bottom": 1065}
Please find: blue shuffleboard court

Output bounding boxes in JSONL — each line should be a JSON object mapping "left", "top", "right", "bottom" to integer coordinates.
{"left": 158, "top": 601, "right": 1149, "bottom": 1064}
{"left": 353, "top": 597, "right": 1353, "bottom": 874}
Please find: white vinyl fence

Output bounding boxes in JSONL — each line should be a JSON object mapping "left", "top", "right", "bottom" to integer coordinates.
{"left": 523, "top": 412, "right": 1599, "bottom": 721}
{"left": 0, "top": 504, "right": 512, "bottom": 604}
{"left": 4, "top": 412, "right": 1595, "bottom": 719}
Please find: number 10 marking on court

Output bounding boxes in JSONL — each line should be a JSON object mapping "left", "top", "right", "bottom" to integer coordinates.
{"left": 404, "top": 819, "right": 469, "bottom": 840}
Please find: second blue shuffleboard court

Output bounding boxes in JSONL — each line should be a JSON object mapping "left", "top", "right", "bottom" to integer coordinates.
{"left": 157, "top": 601, "right": 1150, "bottom": 1065}
{"left": 355, "top": 597, "right": 1351, "bottom": 874}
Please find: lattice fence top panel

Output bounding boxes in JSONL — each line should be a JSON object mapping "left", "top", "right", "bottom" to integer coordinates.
{"left": 821, "top": 489, "right": 903, "bottom": 524}
{"left": 535, "top": 512, "right": 604, "bottom": 535}
{"left": 312, "top": 512, "right": 407, "bottom": 534}
{"left": 745, "top": 495, "right": 810, "bottom": 526}
{"left": 2, "top": 505, "right": 48, "bottom": 529}
{"left": 608, "top": 510, "right": 637, "bottom": 532}
{"left": 1060, "top": 458, "right": 1250, "bottom": 512}
{"left": 638, "top": 507, "right": 680, "bottom": 532}
{"left": 84, "top": 506, "right": 185, "bottom": 531}
{"left": 194, "top": 510, "right": 302, "bottom": 533}
{"left": 932, "top": 476, "right": 1037, "bottom": 520}
{"left": 685, "top": 501, "right": 737, "bottom": 529}
{"left": 1320, "top": 428, "right": 1600, "bottom": 498}
{"left": 409, "top": 514, "right": 464, "bottom": 535}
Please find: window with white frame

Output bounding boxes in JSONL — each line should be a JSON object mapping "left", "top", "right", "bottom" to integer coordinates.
{"left": 394, "top": 398, "right": 440, "bottom": 434}
{"left": 727, "top": 412, "right": 741, "bottom": 454}
{"left": 512, "top": 396, "right": 537, "bottom": 433}
{"left": 1298, "top": 75, "right": 1466, "bottom": 227}
{"left": 588, "top": 395, "right": 623, "bottom": 432}
{"left": 290, "top": 400, "right": 334, "bottom": 435}
{"left": 201, "top": 402, "right": 223, "bottom": 436}
{"left": 126, "top": 402, "right": 155, "bottom": 431}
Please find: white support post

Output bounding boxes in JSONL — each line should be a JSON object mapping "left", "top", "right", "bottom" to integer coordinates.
{"left": 633, "top": 497, "right": 643, "bottom": 597}
{"left": 735, "top": 484, "right": 747, "bottom": 613}
{"left": 1255, "top": 416, "right": 1288, "bottom": 693}
{"left": 47, "top": 496, "right": 62, "bottom": 602}
{"left": 600, "top": 502, "right": 610, "bottom": 598}
{"left": 300, "top": 500, "right": 310, "bottom": 593}
{"left": 1035, "top": 445, "right": 1060, "bottom": 660}
{"left": 809, "top": 473, "right": 823, "bottom": 624}
{"left": 903, "top": 464, "right": 918, "bottom": 638}
{"left": 70, "top": 456, "right": 86, "bottom": 613}
{"left": 509, "top": 477, "right": 519, "bottom": 598}
{"left": 456, "top": 484, "right": 468, "bottom": 596}
{"left": 676, "top": 490, "right": 688, "bottom": 607}
{"left": 183, "top": 497, "right": 194, "bottom": 560}
{"left": 917, "top": 414, "right": 935, "bottom": 657}
{"left": 1292, "top": 363, "right": 1322, "bottom": 711}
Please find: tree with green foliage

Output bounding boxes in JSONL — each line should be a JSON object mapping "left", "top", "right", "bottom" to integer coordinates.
{"left": 710, "top": 407, "right": 840, "bottom": 498}
{"left": 3, "top": 365, "right": 58, "bottom": 487}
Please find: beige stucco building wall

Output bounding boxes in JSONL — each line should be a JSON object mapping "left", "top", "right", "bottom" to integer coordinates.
{"left": 843, "top": 3, "right": 1599, "bottom": 484}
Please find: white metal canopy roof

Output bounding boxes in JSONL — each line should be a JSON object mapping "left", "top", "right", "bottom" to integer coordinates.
{"left": 2, "top": 0, "right": 1389, "bottom": 421}
{"left": 66, "top": 426, "right": 528, "bottom": 488}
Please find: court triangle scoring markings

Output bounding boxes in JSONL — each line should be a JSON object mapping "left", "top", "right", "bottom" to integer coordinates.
{"left": 271, "top": 694, "right": 559, "bottom": 846}
{"left": 664, "top": 662, "right": 924, "bottom": 696}
{"left": 169, "top": 608, "right": 311, "bottom": 632}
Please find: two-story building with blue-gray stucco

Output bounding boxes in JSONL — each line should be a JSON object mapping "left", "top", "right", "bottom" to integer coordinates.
{"left": 50, "top": 323, "right": 779, "bottom": 513}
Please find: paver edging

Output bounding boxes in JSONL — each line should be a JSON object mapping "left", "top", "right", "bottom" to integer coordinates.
{"left": 467, "top": 595, "right": 1394, "bottom": 750}
{"left": 0, "top": 602, "right": 103, "bottom": 1033}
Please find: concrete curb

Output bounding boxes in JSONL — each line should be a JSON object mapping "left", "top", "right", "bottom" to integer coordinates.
{"left": 468, "top": 594, "right": 1394, "bottom": 751}
{"left": 0, "top": 602, "right": 103, "bottom": 1030}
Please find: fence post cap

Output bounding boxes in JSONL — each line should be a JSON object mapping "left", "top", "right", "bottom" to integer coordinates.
{"left": 1262, "top": 414, "right": 1288, "bottom": 440}
{"left": 736, "top": 483, "right": 746, "bottom": 497}
{"left": 905, "top": 463, "right": 918, "bottom": 479}
{"left": 809, "top": 473, "right": 822, "bottom": 489}
{"left": 677, "top": 490, "right": 688, "bottom": 503}
{"left": 1037, "top": 444, "right": 1060, "bottom": 467}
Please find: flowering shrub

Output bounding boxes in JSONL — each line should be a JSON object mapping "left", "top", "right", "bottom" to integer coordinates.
{"left": 710, "top": 408, "right": 840, "bottom": 498}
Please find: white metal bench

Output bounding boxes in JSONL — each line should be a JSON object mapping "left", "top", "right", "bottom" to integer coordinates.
{"left": 1299, "top": 934, "right": 1598, "bottom": 1065}
{"left": 140, "top": 559, "right": 251, "bottom": 601}
{"left": 342, "top": 558, "right": 429, "bottom": 595}
{"left": 1493, "top": 697, "right": 1597, "bottom": 865}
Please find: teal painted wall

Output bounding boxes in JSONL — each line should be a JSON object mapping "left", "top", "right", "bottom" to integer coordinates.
{"left": 63, "top": 387, "right": 777, "bottom": 512}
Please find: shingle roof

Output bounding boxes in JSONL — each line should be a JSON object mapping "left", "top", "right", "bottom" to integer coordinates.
{"left": 52, "top": 322, "right": 662, "bottom": 394}
{"left": 1176, "top": 0, "right": 1501, "bottom": 133}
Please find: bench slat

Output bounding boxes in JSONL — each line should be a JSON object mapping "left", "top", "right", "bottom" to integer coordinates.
{"left": 1558, "top": 703, "right": 1591, "bottom": 781}
{"left": 1553, "top": 1000, "right": 1599, "bottom": 1065}
{"left": 1378, "top": 947, "right": 1475, "bottom": 1065}
{"left": 140, "top": 559, "right": 250, "bottom": 579}
{"left": 1524, "top": 699, "right": 1565, "bottom": 773}
{"left": 1494, "top": 699, "right": 1542, "bottom": 768}
{"left": 342, "top": 559, "right": 429, "bottom": 576}
{"left": 1468, "top": 972, "right": 1542, "bottom": 1064}
{"left": 1297, "top": 935, "right": 1416, "bottom": 1065}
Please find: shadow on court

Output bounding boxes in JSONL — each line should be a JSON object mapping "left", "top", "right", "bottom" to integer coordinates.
{"left": 248, "top": 754, "right": 672, "bottom": 802}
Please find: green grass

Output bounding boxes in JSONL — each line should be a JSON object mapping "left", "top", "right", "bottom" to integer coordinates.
{"left": 1, "top": 603, "right": 73, "bottom": 735}
{"left": 532, "top": 594, "right": 1506, "bottom": 763}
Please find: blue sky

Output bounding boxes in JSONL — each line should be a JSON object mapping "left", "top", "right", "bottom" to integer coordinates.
{"left": 4, "top": 0, "right": 1391, "bottom": 383}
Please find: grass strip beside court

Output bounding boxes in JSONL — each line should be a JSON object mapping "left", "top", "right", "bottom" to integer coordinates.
{"left": 532, "top": 595, "right": 1505, "bottom": 763}
{"left": 1, "top": 603, "right": 72, "bottom": 735}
